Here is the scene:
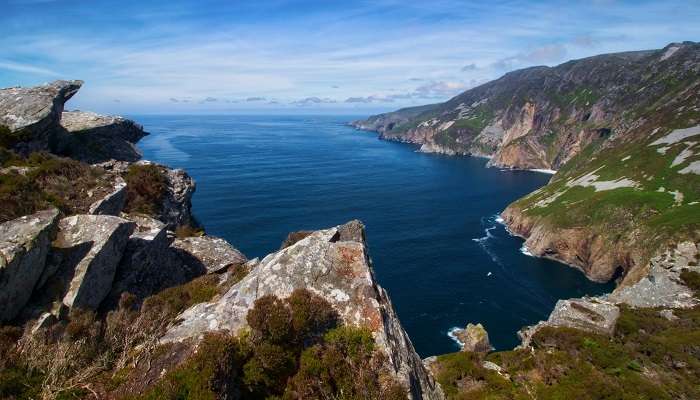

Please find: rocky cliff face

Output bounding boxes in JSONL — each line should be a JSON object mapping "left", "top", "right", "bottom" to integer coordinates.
{"left": 163, "top": 220, "right": 444, "bottom": 400}
{"left": 352, "top": 42, "right": 699, "bottom": 171}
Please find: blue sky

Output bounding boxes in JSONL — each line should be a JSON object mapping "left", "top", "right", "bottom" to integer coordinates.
{"left": 2, "top": 0, "right": 699, "bottom": 114}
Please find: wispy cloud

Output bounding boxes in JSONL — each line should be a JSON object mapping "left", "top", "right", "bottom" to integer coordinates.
{"left": 2, "top": 0, "right": 699, "bottom": 113}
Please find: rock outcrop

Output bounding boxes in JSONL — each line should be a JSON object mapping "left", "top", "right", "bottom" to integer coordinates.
{"left": 0, "top": 209, "right": 60, "bottom": 322}
{"left": 89, "top": 175, "right": 127, "bottom": 216}
{"left": 56, "top": 110, "right": 148, "bottom": 163}
{"left": 518, "top": 297, "right": 620, "bottom": 348}
{"left": 172, "top": 235, "right": 246, "bottom": 274}
{"left": 160, "top": 166, "right": 196, "bottom": 229}
{"left": 452, "top": 323, "right": 492, "bottom": 353}
{"left": 43, "top": 215, "right": 135, "bottom": 311}
{"left": 0, "top": 80, "right": 82, "bottom": 152}
{"left": 162, "top": 220, "right": 444, "bottom": 400}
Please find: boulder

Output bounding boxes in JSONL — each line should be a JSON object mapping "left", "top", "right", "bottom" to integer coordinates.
{"left": 44, "top": 215, "right": 135, "bottom": 311}
{"left": 0, "top": 209, "right": 60, "bottom": 322}
{"left": 55, "top": 111, "right": 148, "bottom": 163}
{"left": 0, "top": 80, "right": 82, "bottom": 152}
{"left": 172, "top": 235, "right": 247, "bottom": 274}
{"left": 89, "top": 175, "right": 127, "bottom": 216}
{"left": 518, "top": 297, "right": 619, "bottom": 348}
{"left": 162, "top": 221, "right": 444, "bottom": 400}
{"left": 106, "top": 215, "right": 195, "bottom": 307}
{"left": 452, "top": 323, "right": 492, "bottom": 353}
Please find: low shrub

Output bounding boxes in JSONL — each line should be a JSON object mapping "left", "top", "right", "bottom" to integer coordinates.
{"left": 123, "top": 164, "right": 167, "bottom": 216}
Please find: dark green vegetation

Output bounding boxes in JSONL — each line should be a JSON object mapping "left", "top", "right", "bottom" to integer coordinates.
{"left": 135, "top": 289, "right": 406, "bottom": 400}
{"left": 0, "top": 285, "right": 405, "bottom": 400}
{"left": 123, "top": 163, "right": 168, "bottom": 216}
{"left": 0, "top": 150, "right": 110, "bottom": 222}
{"left": 433, "top": 303, "right": 700, "bottom": 399}
{"left": 0, "top": 274, "right": 224, "bottom": 400}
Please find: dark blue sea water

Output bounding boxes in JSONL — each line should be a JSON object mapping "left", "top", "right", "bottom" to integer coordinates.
{"left": 135, "top": 115, "right": 613, "bottom": 357}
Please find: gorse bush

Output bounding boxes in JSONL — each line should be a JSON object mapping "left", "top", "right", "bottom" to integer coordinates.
{"left": 123, "top": 164, "right": 167, "bottom": 216}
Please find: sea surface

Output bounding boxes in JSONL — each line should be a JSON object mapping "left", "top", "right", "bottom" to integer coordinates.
{"left": 135, "top": 114, "right": 614, "bottom": 357}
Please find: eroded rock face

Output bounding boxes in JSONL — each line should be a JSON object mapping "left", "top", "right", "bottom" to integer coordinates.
{"left": 0, "top": 80, "right": 82, "bottom": 151}
{"left": 607, "top": 241, "right": 699, "bottom": 308}
{"left": 46, "top": 215, "right": 135, "bottom": 311}
{"left": 56, "top": 111, "right": 148, "bottom": 163}
{"left": 106, "top": 215, "right": 197, "bottom": 308}
{"left": 519, "top": 297, "right": 620, "bottom": 348}
{"left": 0, "top": 209, "right": 60, "bottom": 322}
{"left": 500, "top": 206, "right": 640, "bottom": 283}
{"left": 172, "top": 235, "right": 246, "bottom": 274}
{"left": 162, "top": 220, "right": 443, "bottom": 400}
{"left": 161, "top": 167, "right": 196, "bottom": 229}
{"left": 453, "top": 323, "right": 492, "bottom": 353}
{"left": 89, "top": 175, "right": 127, "bottom": 216}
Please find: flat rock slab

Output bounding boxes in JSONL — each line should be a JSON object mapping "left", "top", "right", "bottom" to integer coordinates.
{"left": 0, "top": 209, "right": 59, "bottom": 322}
{"left": 50, "top": 215, "right": 135, "bottom": 311}
{"left": 56, "top": 111, "right": 148, "bottom": 163}
{"left": 172, "top": 235, "right": 246, "bottom": 274}
{"left": 0, "top": 80, "right": 82, "bottom": 133}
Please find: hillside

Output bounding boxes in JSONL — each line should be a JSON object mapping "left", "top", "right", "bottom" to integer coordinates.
{"left": 354, "top": 42, "right": 700, "bottom": 287}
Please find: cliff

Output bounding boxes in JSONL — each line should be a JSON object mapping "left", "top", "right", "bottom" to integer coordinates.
{"left": 352, "top": 42, "right": 699, "bottom": 171}
{"left": 354, "top": 42, "right": 700, "bottom": 287}
{"left": 0, "top": 81, "right": 441, "bottom": 399}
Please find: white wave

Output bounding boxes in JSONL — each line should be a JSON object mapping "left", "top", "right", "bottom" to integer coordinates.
{"left": 447, "top": 327, "right": 464, "bottom": 348}
{"left": 529, "top": 168, "right": 557, "bottom": 174}
{"left": 487, "top": 271, "right": 492, "bottom": 276}
{"left": 520, "top": 244, "right": 533, "bottom": 257}
{"left": 472, "top": 224, "right": 497, "bottom": 243}
{"left": 495, "top": 215, "right": 504, "bottom": 224}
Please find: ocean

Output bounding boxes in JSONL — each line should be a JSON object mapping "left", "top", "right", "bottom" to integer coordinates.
{"left": 135, "top": 114, "right": 613, "bottom": 357}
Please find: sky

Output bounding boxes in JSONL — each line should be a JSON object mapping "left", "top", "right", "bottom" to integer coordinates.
{"left": 2, "top": 0, "right": 699, "bottom": 115}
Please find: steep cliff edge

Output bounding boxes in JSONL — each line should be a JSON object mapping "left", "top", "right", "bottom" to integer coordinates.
{"left": 0, "top": 81, "right": 441, "bottom": 399}
{"left": 354, "top": 42, "right": 700, "bottom": 287}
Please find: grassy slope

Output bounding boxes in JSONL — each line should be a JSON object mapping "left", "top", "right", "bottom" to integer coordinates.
{"left": 432, "top": 272, "right": 700, "bottom": 400}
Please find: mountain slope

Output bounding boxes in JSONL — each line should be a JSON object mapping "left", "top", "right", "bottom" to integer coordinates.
{"left": 354, "top": 42, "right": 700, "bottom": 286}
{"left": 352, "top": 42, "right": 699, "bottom": 171}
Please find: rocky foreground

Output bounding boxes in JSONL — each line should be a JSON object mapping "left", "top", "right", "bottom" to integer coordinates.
{"left": 0, "top": 80, "right": 442, "bottom": 399}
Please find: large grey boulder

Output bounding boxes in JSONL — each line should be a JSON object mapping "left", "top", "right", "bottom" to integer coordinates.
{"left": 162, "top": 220, "right": 444, "bottom": 400}
{"left": 106, "top": 214, "right": 196, "bottom": 308}
{"left": 518, "top": 297, "right": 619, "bottom": 348}
{"left": 45, "top": 215, "right": 135, "bottom": 311}
{"left": 0, "top": 209, "right": 60, "bottom": 322}
{"left": 55, "top": 111, "right": 148, "bottom": 163}
{"left": 89, "top": 175, "right": 127, "bottom": 216}
{"left": 0, "top": 80, "right": 82, "bottom": 151}
{"left": 172, "top": 235, "right": 246, "bottom": 274}
{"left": 160, "top": 166, "right": 196, "bottom": 229}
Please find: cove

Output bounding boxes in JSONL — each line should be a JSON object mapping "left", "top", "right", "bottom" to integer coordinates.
{"left": 134, "top": 114, "right": 614, "bottom": 357}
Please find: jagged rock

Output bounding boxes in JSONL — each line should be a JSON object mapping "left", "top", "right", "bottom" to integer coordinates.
{"left": 162, "top": 167, "right": 196, "bottom": 229}
{"left": 453, "top": 323, "right": 492, "bottom": 353}
{"left": 0, "top": 209, "right": 60, "bottom": 322}
{"left": 172, "top": 235, "right": 246, "bottom": 274}
{"left": 89, "top": 175, "right": 127, "bottom": 216}
{"left": 0, "top": 80, "right": 82, "bottom": 152}
{"left": 106, "top": 214, "right": 197, "bottom": 307}
{"left": 42, "top": 215, "right": 135, "bottom": 311}
{"left": 55, "top": 111, "right": 148, "bottom": 163}
{"left": 280, "top": 230, "right": 313, "bottom": 249}
{"left": 519, "top": 297, "right": 619, "bottom": 348}
{"left": 607, "top": 242, "right": 699, "bottom": 308}
{"left": 162, "top": 221, "right": 444, "bottom": 400}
